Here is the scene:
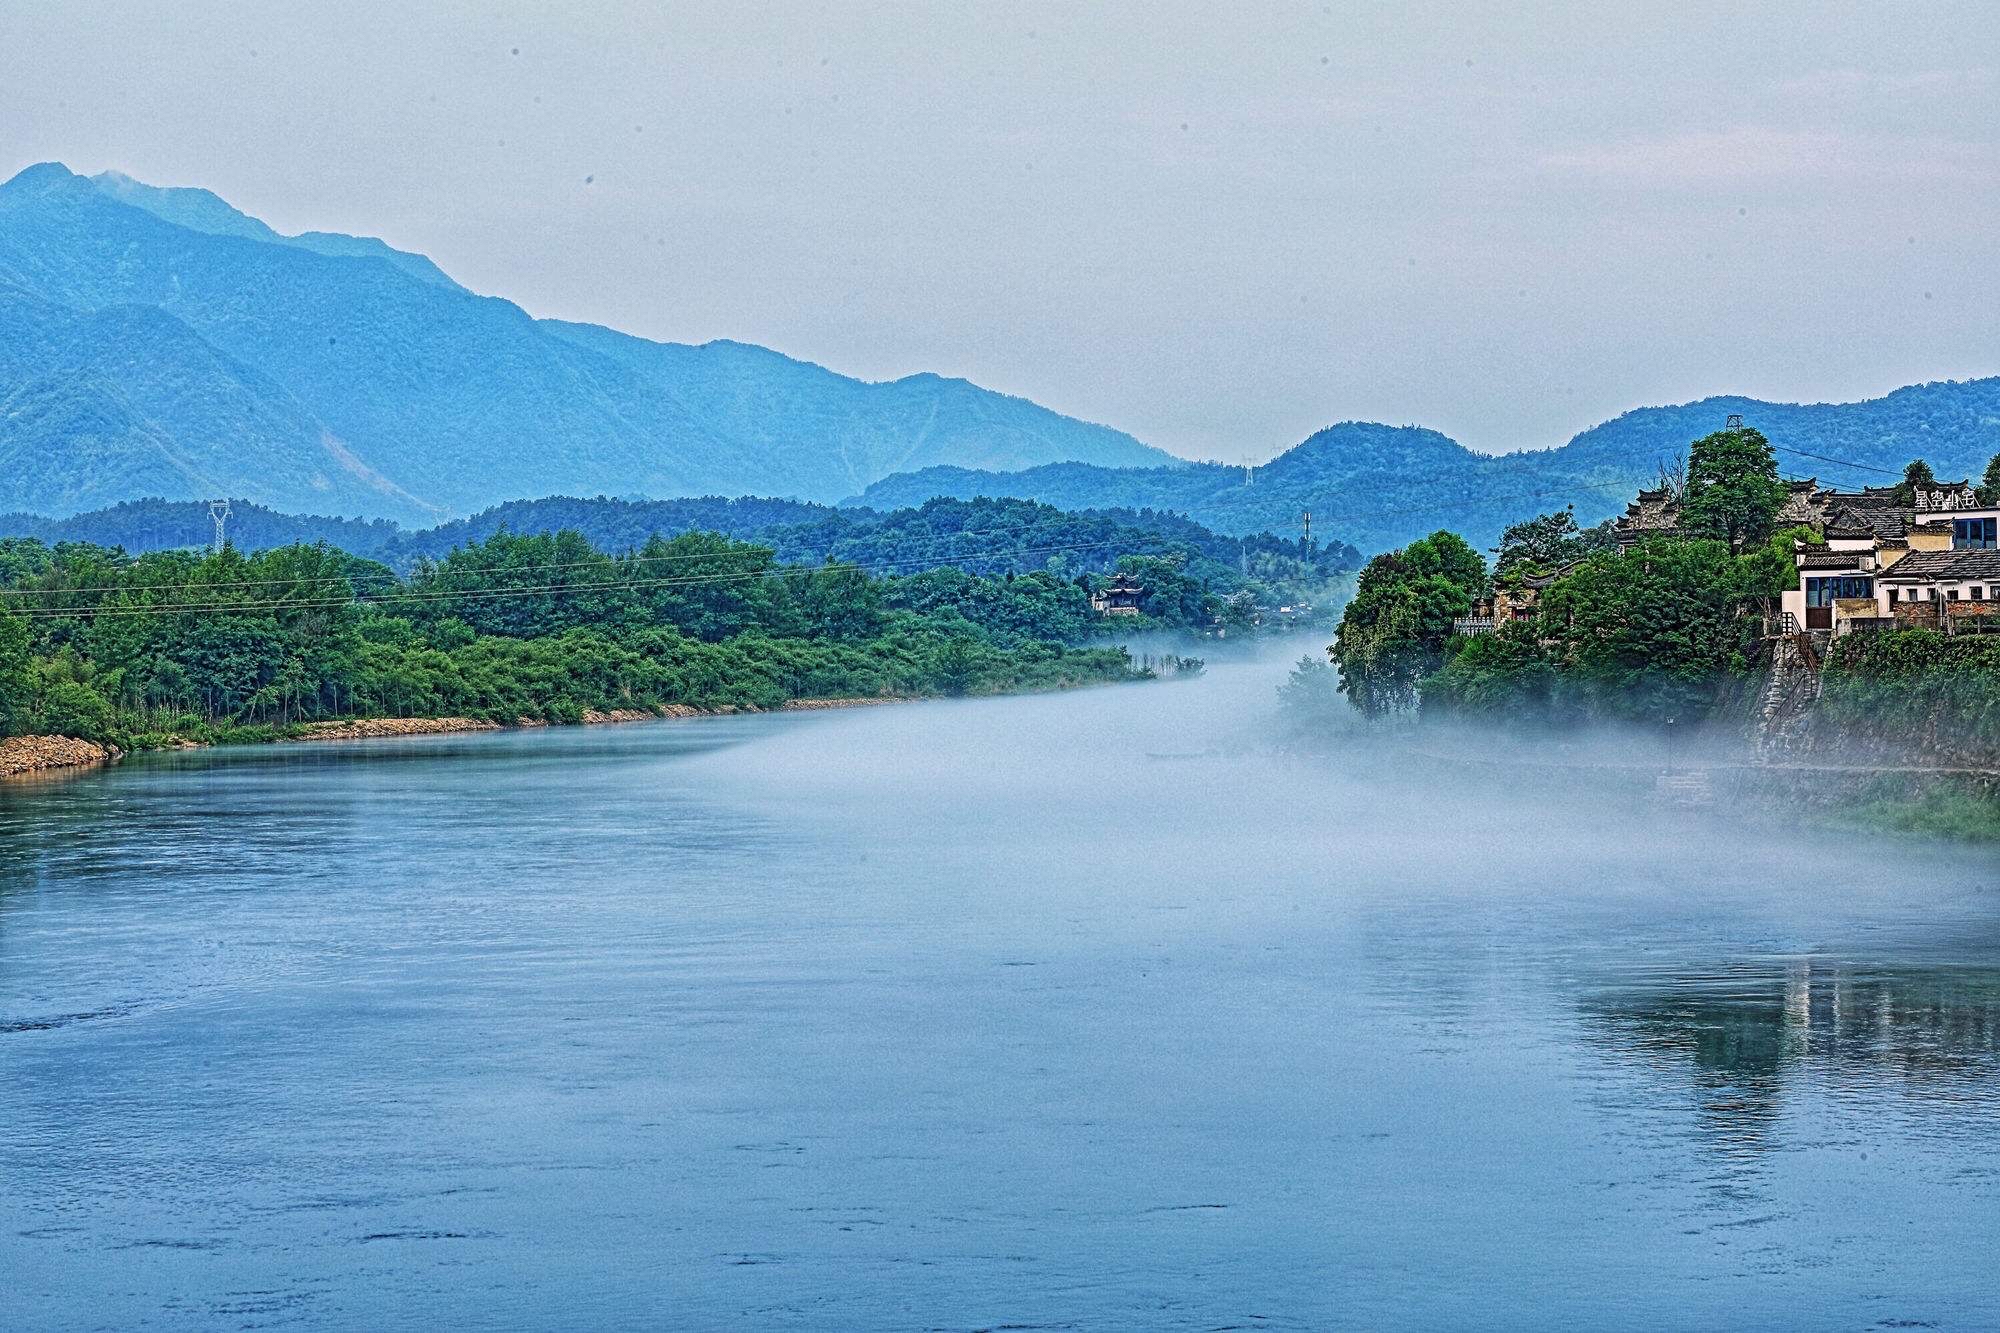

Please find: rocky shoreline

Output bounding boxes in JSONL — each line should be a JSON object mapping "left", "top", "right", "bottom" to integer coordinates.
{"left": 298, "top": 717, "right": 502, "bottom": 741}
{"left": 297, "top": 698, "right": 910, "bottom": 740}
{"left": 1, "top": 695, "right": 923, "bottom": 780}
{"left": 0, "top": 735, "right": 124, "bottom": 780}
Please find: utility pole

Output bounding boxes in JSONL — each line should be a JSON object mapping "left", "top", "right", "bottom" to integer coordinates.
{"left": 208, "top": 498, "right": 231, "bottom": 552}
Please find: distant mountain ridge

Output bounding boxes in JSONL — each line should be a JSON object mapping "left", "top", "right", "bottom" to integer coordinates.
{"left": 0, "top": 492, "right": 1359, "bottom": 584}
{"left": 854, "top": 381, "right": 2000, "bottom": 551}
{"left": 7, "top": 162, "right": 1995, "bottom": 553}
{"left": 0, "top": 162, "right": 1175, "bottom": 521}
{"left": 88, "top": 169, "right": 470, "bottom": 291}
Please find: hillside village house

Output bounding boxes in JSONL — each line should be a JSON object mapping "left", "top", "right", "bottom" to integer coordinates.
{"left": 1616, "top": 476, "right": 2000, "bottom": 633}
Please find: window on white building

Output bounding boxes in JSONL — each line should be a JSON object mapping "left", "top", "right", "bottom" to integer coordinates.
{"left": 1805, "top": 576, "right": 1873, "bottom": 606}
{"left": 1953, "top": 517, "right": 1998, "bottom": 549}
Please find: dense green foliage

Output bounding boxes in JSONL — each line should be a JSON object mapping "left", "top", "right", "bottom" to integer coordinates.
{"left": 1977, "top": 453, "right": 2000, "bottom": 506}
{"left": 0, "top": 530, "right": 1169, "bottom": 746}
{"left": 0, "top": 496, "right": 1357, "bottom": 616}
{"left": 1493, "top": 507, "right": 1620, "bottom": 577}
{"left": 1327, "top": 531, "right": 1486, "bottom": 716}
{"left": 1679, "top": 426, "right": 1787, "bottom": 553}
{"left": 1848, "top": 774, "right": 2000, "bottom": 841}
{"left": 1818, "top": 630, "right": 2000, "bottom": 763}
{"left": 1423, "top": 541, "right": 1763, "bottom": 725}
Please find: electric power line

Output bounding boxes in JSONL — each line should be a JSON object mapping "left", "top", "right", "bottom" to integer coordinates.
{"left": 1767, "top": 444, "right": 1903, "bottom": 479}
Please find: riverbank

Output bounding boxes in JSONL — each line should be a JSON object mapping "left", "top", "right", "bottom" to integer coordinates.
{"left": 1, "top": 692, "right": 940, "bottom": 777}
{"left": 0, "top": 734, "right": 123, "bottom": 780}
{"left": 298, "top": 717, "right": 503, "bottom": 741}
{"left": 290, "top": 695, "right": 918, "bottom": 743}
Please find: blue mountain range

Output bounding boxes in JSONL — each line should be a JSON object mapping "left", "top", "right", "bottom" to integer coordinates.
{"left": 855, "top": 382, "right": 2000, "bottom": 550}
{"left": 3, "top": 161, "right": 1995, "bottom": 552}
{"left": 0, "top": 162, "right": 1173, "bottom": 521}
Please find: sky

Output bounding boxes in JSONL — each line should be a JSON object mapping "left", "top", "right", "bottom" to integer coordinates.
{"left": 2, "top": 1, "right": 1996, "bottom": 460}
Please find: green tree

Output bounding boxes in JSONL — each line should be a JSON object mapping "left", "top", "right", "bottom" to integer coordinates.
{"left": 1894, "top": 458, "right": 1937, "bottom": 505}
{"left": 1328, "top": 530, "right": 1485, "bottom": 716}
{"left": 1114, "top": 553, "right": 1211, "bottom": 628}
{"left": 1421, "top": 624, "right": 1559, "bottom": 717}
{"left": 1537, "top": 538, "right": 1757, "bottom": 724}
{"left": 796, "top": 563, "right": 883, "bottom": 640}
{"left": 1277, "top": 654, "right": 1349, "bottom": 736}
{"left": 1977, "top": 453, "right": 2000, "bottom": 506}
{"left": 1494, "top": 507, "right": 1621, "bottom": 576}
{"left": 22, "top": 650, "right": 120, "bottom": 740}
{"left": 0, "top": 609, "right": 30, "bottom": 732}
{"left": 933, "top": 633, "right": 980, "bottom": 696}
{"left": 1679, "top": 425, "right": 1788, "bottom": 553}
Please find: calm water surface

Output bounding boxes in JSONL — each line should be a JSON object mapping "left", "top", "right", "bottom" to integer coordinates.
{"left": 3, "top": 655, "right": 1997, "bottom": 1330}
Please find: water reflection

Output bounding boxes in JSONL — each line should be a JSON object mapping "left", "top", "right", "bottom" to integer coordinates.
{"left": 1583, "top": 958, "right": 2000, "bottom": 1153}
{"left": 5, "top": 660, "right": 1999, "bottom": 1328}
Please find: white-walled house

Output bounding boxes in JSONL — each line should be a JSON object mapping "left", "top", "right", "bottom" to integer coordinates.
{"left": 1777, "top": 482, "right": 1998, "bottom": 631}
{"left": 1617, "top": 474, "right": 2000, "bottom": 633}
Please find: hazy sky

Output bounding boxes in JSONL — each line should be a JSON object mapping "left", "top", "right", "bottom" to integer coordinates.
{"left": 3, "top": 1, "right": 1996, "bottom": 459}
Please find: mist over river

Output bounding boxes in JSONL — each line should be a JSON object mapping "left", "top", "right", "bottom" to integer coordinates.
{"left": 4, "top": 645, "right": 1998, "bottom": 1330}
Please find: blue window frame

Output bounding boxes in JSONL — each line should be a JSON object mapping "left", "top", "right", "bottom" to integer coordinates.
{"left": 1806, "top": 576, "right": 1873, "bottom": 607}
{"left": 1954, "top": 517, "right": 1997, "bottom": 549}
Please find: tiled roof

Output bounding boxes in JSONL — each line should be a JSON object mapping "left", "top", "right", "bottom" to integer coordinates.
{"left": 1518, "top": 563, "right": 1581, "bottom": 589}
{"left": 1798, "top": 550, "right": 1868, "bottom": 571}
{"left": 1878, "top": 550, "right": 2000, "bottom": 582}
{"left": 1616, "top": 489, "right": 1681, "bottom": 536}
{"left": 1823, "top": 505, "right": 1911, "bottom": 540}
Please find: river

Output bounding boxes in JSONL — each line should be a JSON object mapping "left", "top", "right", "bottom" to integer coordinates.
{"left": 4, "top": 648, "right": 1997, "bottom": 1330}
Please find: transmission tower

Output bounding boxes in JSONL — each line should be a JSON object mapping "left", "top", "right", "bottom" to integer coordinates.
{"left": 1301, "top": 510, "right": 1312, "bottom": 547}
{"left": 1725, "top": 413, "right": 1744, "bottom": 429}
{"left": 208, "top": 498, "right": 232, "bottom": 552}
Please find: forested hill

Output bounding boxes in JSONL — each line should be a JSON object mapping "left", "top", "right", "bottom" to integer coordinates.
{"left": 0, "top": 494, "right": 1359, "bottom": 584}
{"left": 0, "top": 162, "right": 1173, "bottom": 521}
{"left": 852, "top": 380, "right": 2000, "bottom": 551}
{"left": 0, "top": 499, "right": 402, "bottom": 559}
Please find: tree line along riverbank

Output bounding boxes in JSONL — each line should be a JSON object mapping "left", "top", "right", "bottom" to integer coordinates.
{"left": 0, "top": 526, "right": 1221, "bottom": 776}
{"left": 1282, "top": 427, "right": 2000, "bottom": 837}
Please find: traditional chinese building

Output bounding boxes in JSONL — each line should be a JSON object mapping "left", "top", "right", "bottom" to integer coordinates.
{"left": 1090, "top": 571, "right": 1145, "bottom": 617}
{"left": 1613, "top": 473, "right": 1999, "bottom": 634}
{"left": 1781, "top": 481, "right": 1996, "bottom": 632}
{"left": 1457, "top": 563, "right": 1577, "bottom": 636}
